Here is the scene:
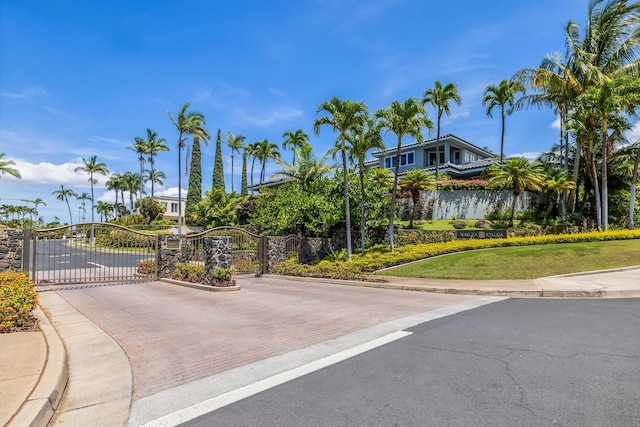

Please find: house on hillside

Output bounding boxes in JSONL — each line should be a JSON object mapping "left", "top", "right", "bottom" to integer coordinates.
{"left": 367, "top": 133, "right": 498, "bottom": 179}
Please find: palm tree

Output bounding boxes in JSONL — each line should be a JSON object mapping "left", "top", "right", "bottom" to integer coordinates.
{"left": 375, "top": 98, "right": 433, "bottom": 252}
{"left": 543, "top": 168, "right": 576, "bottom": 216}
{"left": 144, "top": 129, "right": 169, "bottom": 199}
{"left": 246, "top": 142, "right": 260, "bottom": 192}
{"left": 282, "top": 129, "right": 309, "bottom": 164}
{"left": 74, "top": 155, "right": 109, "bottom": 222}
{"left": 52, "top": 185, "right": 78, "bottom": 225}
{"left": 275, "top": 144, "right": 330, "bottom": 191}
{"left": 122, "top": 171, "right": 144, "bottom": 211}
{"left": 482, "top": 79, "right": 525, "bottom": 164}
{"left": 143, "top": 169, "right": 166, "bottom": 198}
{"left": 168, "top": 102, "right": 210, "bottom": 234}
{"left": 422, "top": 81, "right": 462, "bottom": 180}
{"left": 344, "top": 118, "right": 385, "bottom": 253}
{"left": 105, "top": 172, "right": 125, "bottom": 218}
{"left": 0, "top": 153, "right": 21, "bottom": 179}
{"left": 254, "top": 139, "right": 281, "bottom": 184}
{"left": 96, "top": 201, "right": 113, "bottom": 222}
{"left": 399, "top": 169, "right": 436, "bottom": 228}
{"left": 225, "top": 131, "right": 246, "bottom": 192}
{"left": 486, "top": 157, "right": 545, "bottom": 226}
{"left": 75, "top": 192, "right": 91, "bottom": 222}
{"left": 127, "top": 135, "right": 148, "bottom": 180}
{"left": 369, "top": 167, "right": 394, "bottom": 189}
{"left": 28, "top": 198, "right": 46, "bottom": 219}
{"left": 314, "top": 97, "right": 369, "bottom": 261}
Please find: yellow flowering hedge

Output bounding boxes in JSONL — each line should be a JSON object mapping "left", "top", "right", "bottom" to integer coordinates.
{"left": 273, "top": 230, "right": 640, "bottom": 279}
{"left": 0, "top": 271, "right": 38, "bottom": 332}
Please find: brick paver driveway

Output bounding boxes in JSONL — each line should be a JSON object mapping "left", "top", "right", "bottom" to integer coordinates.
{"left": 54, "top": 276, "right": 481, "bottom": 401}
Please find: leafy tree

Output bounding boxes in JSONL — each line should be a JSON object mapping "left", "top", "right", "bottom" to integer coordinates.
{"left": 282, "top": 129, "right": 309, "bottom": 164}
{"left": 314, "top": 97, "right": 369, "bottom": 260}
{"left": 482, "top": 79, "right": 525, "bottom": 164}
{"left": 186, "top": 137, "right": 203, "bottom": 222}
{"left": 168, "top": 102, "right": 210, "bottom": 234}
{"left": 375, "top": 98, "right": 433, "bottom": 252}
{"left": 246, "top": 141, "right": 260, "bottom": 191}
{"left": 138, "top": 197, "right": 166, "bottom": 223}
{"left": 241, "top": 151, "right": 248, "bottom": 196}
{"left": 136, "top": 129, "right": 169, "bottom": 199}
{"left": 122, "top": 171, "right": 144, "bottom": 211}
{"left": 142, "top": 169, "right": 166, "bottom": 198}
{"left": 106, "top": 172, "right": 125, "bottom": 218}
{"left": 226, "top": 131, "right": 246, "bottom": 192}
{"left": 96, "top": 201, "right": 113, "bottom": 222}
{"left": 368, "top": 167, "right": 394, "bottom": 189}
{"left": 212, "top": 129, "right": 225, "bottom": 192}
{"left": 74, "top": 155, "right": 109, "bottom": 222}
{"left": 28, "top": 198, "right": 46, "bottom": 219}
{"left": 194, "top": 188, "right": 240, "bottom": 228}
{"left": 0, "top": 153, "right": 21, "bottom": 179}
{"left": 542, "top": 168, "right": 576, "bottom": 216}
{"left": 254, "top": 139, "right": 281, "bottom": 184}
{"left": 75, "top": 192, "right": 91, "bottom": 222}
{"left": 423, "top": 80, "right": 462, "bottom": 179}
{"left": 486, "top": 157, "right": 545, "bottom": 226}
{"left": 399, "top": 169, "right": 436, "bottom": 228}
{"left": 52, "top": 185, "right": 78, "bottom": 225}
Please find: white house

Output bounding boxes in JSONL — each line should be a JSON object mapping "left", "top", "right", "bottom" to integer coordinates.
{"left": 155, "top": 195, "right": 186, "bottom": 221}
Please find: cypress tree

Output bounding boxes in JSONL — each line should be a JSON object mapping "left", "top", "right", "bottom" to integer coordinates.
{"left": 212, "top": 129, "right": 225, "bottom": 193}
{"left": 185, "top": 137, "right": 202, "bottom": 221}
{"left": 241, "top": 151, "right": 248, "bottom": 196}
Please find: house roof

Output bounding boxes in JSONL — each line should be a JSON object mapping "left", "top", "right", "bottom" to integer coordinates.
{"left": 370, "top": 133, "right": 495, "bottom": 158}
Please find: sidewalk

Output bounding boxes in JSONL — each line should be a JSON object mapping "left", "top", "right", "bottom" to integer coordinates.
{"left": 4, "top": 266, "right": 640, "bottom": 426}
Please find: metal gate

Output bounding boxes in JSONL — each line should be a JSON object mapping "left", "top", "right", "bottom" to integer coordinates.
{"left": 183, "top": 226, "right": 262, "bottom": 273}
{"left": 24, "top": 223, "right": 158, "bottom": 285}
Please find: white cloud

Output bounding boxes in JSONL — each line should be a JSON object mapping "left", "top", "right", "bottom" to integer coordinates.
{"left": 509, "top": 151, "right": 542, "bottom": 161}
{"left": 550, "top": 116, "right": 561, "bottom": 130}
{"left": 155, "top": 187, "right": 184, "bottom": 198}
{"left": 7, "top": 158, "right": 113, "bottom": 188}
{"left": 232, "top": 106, "right": 303, "bottom": 127}
{"left": 0, "top": 87, "right": 49, "bottom": 99}
{"left": 625, "top": 121, "right": 640, "bottom": 142}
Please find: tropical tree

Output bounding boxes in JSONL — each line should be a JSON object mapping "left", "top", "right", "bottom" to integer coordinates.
{"left": 122, "top": 171, "right": 144, "bottom": 211}
{"left": 282, "top": 129, "right": 309, "bottom": 164}
{"left": 254, "top": 139, "right": 281, "bottom": 185}
{"left": 143, "top": 129, "right": 169, "bottom": 199}
{"left": 28, "top": 198, "right": 46, "bottom": 219}
{"left": 74, "top": 155, "right": 109, "bottom": 222}
{"left": 106, "top": 172, "right": 125, "bottom": 218}
{"left": 486, "top": 157, "right": 545, "bottom": 226}
{"left": 627, "top": 141, "right": 640, "bottom": 229}
{"left": 422, "top": 80, "right": 462, "bottom": 180}
{"left": 241, "top": 151, "right": 248, "bottom": 196}
{"left": 375, "top": 98, "right": 433, "bottom": 252}
{"left": 369, "top": 167, "right": 394, "bottom": 189}
{"left": 314, "top": 97, "right": 369, "bottom": 260}
{"left": 127, "top": 134, "right": 148, "bottom": 180}
{"left": 96, "top": 201, "right": 113, "bottom": 222}
{"left": 344, "top": 118, "right": 385, "bottom": 252}
{"left": 226, "top": 131, "right": 246, "bottom": 192}
{"left": 52, "top": 185, "right": 78, "bottom": 225}
{"left": 0, "top": 153, "right": 21, "bottom": 179}
{"left": 246, "top": 142, "right": 260, "bottom": 192}
{"left": 543, "top": 168, "right": 576, "bottom": 216}
{"left": 275, "top": 144, "right": 331, "bottom": 191}
{"left": 482, "top": 79, "right": 525, "bottom": 164}
{"left": 399, "top": 169, "right": 436, "bottom": 228}
{"left": 168, "top": 102, "right": 210, "bottom": 234}
{"left": 212, "top": 129, "right": 225, "bottom": 192}
{"left": 75, "top": 192, "right": 91, "bottom": 223}
{"left": 186, "top": 137, "right": 203, "bottom": 221}
{"left": 143, "top": 169, "right": 166, "bottom": 200}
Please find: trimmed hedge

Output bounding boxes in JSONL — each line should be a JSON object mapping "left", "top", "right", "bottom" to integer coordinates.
{"left": 0, "top": 271, "right": 38, "bottom": 332}
{"left": 273, "top": 230, "right": 640, "bottom": 280}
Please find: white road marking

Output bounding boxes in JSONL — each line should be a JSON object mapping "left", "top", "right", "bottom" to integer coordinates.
{"left": 141, "top": 331, "right": 413, "bottom": 427}
{"left": 48, "top": 254, "right": 71, "bottom": 258}
{"left": 88, "top": 262, "right": 106, "bottom": 268}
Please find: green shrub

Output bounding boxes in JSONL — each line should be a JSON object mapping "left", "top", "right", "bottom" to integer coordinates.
{"left": 172, "top": 263, "right": 205, "bottom": 283}
{"left": 136, "top": 259, "right": 156, "bottom": 275}
{"left": 210, "top": 267, "right": 237, "bottom": 287}
{"left": 0, "top": 271, "right": 38, "bottom": 333}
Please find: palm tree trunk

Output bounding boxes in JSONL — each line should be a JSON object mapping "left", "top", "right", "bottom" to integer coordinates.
{"left": 568, "top": 144, "right": 582, "bottom": 214}
{"left": 90, "top": 175, "right": 95, "bottom": 223}
{"left": 500, "top": 112, "right": 506, "bottom": 164}
{"left": 628, "top": 145, "right": 640, "bottom": 230}
{"left": 250, "top": 159, "right": 255, "bottom": 193}
{"left": 591, "top": 157, "right": 602, "bottom": 229}
{"left": 359, "top": 167, "right": 366, "bottom": 254}
{"left": 601, "top": 134, "right": 608, "bottom": 231}
{"left": 178, "top": 135, "right": 183, "bottom": 234}
{"left": 510, "top": 191, "right": 517, "bottom": 227}
{"left": 231, "top": 153, "right": 235, "bottom": 192}
{"left": 435, "top": 113, "right": 441, "bottom": 181}
{"left": 65, "top": 198, "right": 73, "bottom": 225}
{"left": 389, "top": 136, "right": 402, "bottom": 252}
{"left": 340, "top": 141, "right": 352, "bottom": 261}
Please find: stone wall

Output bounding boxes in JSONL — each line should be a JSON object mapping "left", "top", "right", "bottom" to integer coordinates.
{"left": 203, "top": 237, "right": 232, "bottom": 286}
{"left": 156, "top": 234, "right": 185, "bottom": 278}
{"left": 398, "top": 189, "right": 539, "bottom": 220}
{"left": 0, "top": 228, "right": 23, "bottom": 272}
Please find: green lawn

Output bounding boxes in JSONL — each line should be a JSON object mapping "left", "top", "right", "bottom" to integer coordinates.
{"left": 381, "top": 240, "right": 640, "bottom": 280}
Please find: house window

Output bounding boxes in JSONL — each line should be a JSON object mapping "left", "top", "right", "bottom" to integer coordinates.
{"left": 428, "top": 151, "right": 445, "bottom": 166}
{"left": 453, "top": 150, "right": 461, "bottom": 165}
{"left": 384, "top": 151, "right": 414, "bottom": 168}
{"left": 464, "top": 152, "right": 477, "bottom": 163}
{"left": 170, "top": 203, "right": 178, "bottom": 213}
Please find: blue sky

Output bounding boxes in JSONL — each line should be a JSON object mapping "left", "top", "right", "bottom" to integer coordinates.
{"left": 2, "top": 0, "right": 634, "bottom": 223}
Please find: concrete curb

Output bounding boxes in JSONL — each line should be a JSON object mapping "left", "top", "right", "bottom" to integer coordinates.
{"left": 9, "top": 306, "right": 68, "bottom": 427}
{"left": 160, "top": 278, "right": 241, "bottom": 292}
{"left": 260, "top": 274, "right": 640, "bottom": 299}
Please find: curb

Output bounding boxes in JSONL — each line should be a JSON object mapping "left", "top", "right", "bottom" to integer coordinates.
{"left": 9, "top": 306, "right": 68, "bottom": 427}
{"left": 160, "top": 278, "right": 241, "bottom": 292}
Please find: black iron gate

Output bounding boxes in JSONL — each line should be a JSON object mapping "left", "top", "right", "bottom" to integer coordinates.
{"left": 24, "top": 223, "right": 157, "bottom": 285}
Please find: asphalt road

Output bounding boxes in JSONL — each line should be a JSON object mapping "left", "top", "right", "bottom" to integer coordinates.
{"left": 183, "top": 298, "right": 640, "bottom": 427}
{"left": 33, "top": 239, "right": 152, "bottom": 270}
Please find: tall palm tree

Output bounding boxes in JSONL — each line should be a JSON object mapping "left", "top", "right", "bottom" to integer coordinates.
{"left": 344, "top": 118, "right": 385, "bottom": 253}
{"left": 369, "top": 167, "right": 394, "bottom": 189}
{"left": 275, "top": 144, "right": 330, "bottom": 191}
{"left": 144, "top": 129, "right": 169, "bottom": 199}
{"left": 254, "top": 139, "right": 281, "bottom": 184}
{"left": 52, "top": 185, "right": 78, "bottom": 225}
{"left": 168, "top": 102, "right": 210, "bottom": 234}
{"left": 486, "top": 157, "right": 545, "bottom": 226}
{"left": 246, "top": 142, "right": 260, "bottom": 192}
{"left": 143, "top": 169, "right": 166, "bottom": 198}
{"left": 127, "top": 135, "right": 148, "bottom": 180}
{"left": 482, "top": 79, "right": 525, "bottom": 164}
{"left": 96, "top": 201, "right": 113, "bottom": 222}
{"left": 314, "top": 97, "right": 369, "bottom": 261}
{"left": 422, "top": 81, "right": 462, "bottom": 180}
{"left": 0, "top": 153, "right": 21, "bottom": 179}
{"left": 282, "top": 129, "right": 309, "bottom": 165}
{"left": 74, "top": 155, "right": 109, "bottom": 222}
{"left": 105, "top": 172, "right": 125, "bottom": 218}
{"left": 122, "top": 171, "right": 144, "bottom": 211}
{"left": 75, "top": 192, "right": 91, "bottom": 222}
{"left": 543, "top": 168, "right": 576, "bottom": 216}
{"left": 226, "top": 131, "right": 246, "bottom": 192}
{"left": 28, "top": 198, "right": 46, "bottom": 219}
{"left": 399, "top": 168, "right": 436, "bottom": 228}
{"left": 375, "top": 98, "right": 433, "bottom": 252}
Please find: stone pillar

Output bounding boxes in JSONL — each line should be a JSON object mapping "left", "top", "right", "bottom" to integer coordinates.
{"left": 0, "top": 228, "right": 24, "bottom": 273}
{"left": 266, "top": 237, "right": 286, "bottom": 273}
{"left": 203, "top": 236, "right": 232, "bottom": 286}
{"left": 156, "top": 234, "right": 185, "bottom": 278}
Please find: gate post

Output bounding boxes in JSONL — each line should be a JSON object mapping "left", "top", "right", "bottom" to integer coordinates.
{"left": 258, "top": 236, "right": 268, "bottom": 276}
{"left": 22, "top": 229, "right": 32, "bottom": 276}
